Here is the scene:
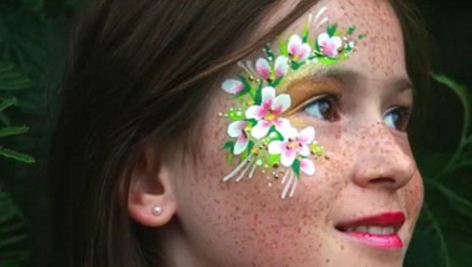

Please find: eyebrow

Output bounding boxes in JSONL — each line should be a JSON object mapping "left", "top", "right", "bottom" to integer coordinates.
{"left": 281, "top": 68, "right": 414, "bottom": 115}
{"left": 321, "top": 68, "right": 414, "bottom": 94}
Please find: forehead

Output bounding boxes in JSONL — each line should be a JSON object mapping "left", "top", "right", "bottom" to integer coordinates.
{"left": 263, "top": 0, "right": 406, "bottom": 79}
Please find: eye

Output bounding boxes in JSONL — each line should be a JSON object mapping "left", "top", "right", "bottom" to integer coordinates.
{"left": 303, "top": 95, "right": 339, "bottom": 121}
{"left": 383, "top": 106, "right": 411, "bottom": 131}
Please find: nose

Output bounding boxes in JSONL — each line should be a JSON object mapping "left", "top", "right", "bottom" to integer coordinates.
{"left": 350, "top": 123, "right": 417, "bottom": 191}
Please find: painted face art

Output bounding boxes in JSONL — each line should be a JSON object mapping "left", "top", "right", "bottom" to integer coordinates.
{"left": 219, "top": 8, "right": 364, "bottom": 199}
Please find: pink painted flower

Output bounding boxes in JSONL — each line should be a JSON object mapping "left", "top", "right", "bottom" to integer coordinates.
{"left": 222, "top": 79, "right": 244, "bottom": 95}
{"left": 227, "top": 121, "right": 249, "bottom": 155}
{"left": 288, "top": 34, "right": 312, "bottom": 62}
{"left": 268, "top": 126, "right": 316, "bottom": 175}
{"left": 317, "top": 33, "right": 343, "bottom": 58}
{"left": 245, "top": 86, "right": 291, "bottom": 139}
{"left": 255, "top": 56, "right": 289, "bottom": 81}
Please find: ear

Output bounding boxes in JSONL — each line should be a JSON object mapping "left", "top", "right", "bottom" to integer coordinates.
{"left": 127, "top": 142, "right": 177, "bottom": 227}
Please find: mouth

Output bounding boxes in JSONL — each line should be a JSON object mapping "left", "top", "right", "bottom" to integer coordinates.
{"left": 335, "top": 212, "right": 405, "bottom": 250}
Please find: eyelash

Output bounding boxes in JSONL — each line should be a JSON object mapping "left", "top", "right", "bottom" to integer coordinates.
{"left": 301, "top": 94, "right": 412, "bottom": 132}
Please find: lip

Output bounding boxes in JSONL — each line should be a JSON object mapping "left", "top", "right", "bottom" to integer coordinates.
{"left": 335, "top": 212, "right": 405, "bottom": 250}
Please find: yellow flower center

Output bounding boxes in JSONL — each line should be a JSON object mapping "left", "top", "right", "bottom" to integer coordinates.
{"left": 264, "top": 112, "right": 277, "bottom": 122}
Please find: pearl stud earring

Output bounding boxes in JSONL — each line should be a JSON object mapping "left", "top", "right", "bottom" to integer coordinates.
{"left": 151, "top": 205, "right": 162, "bottom": 216}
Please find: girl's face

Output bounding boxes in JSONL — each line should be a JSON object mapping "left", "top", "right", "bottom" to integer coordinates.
{"left": 166, "top": 0, "right": 423, "bottom": 266}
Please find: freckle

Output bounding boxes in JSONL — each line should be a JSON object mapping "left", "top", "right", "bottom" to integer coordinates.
{"left": 326, "top": 258, "right": 331, "bottom": 263}
{"left": 340, "top": 244, "right": 344, "bottom": 250}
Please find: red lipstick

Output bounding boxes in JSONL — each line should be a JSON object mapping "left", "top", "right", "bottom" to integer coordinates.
{"left": 336, "top": 212, "right": 405, "bottom": 250}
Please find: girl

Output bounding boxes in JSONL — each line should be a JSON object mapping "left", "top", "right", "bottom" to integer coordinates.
{"left": 49, "top": 0, "right": 429, "bottom": 266}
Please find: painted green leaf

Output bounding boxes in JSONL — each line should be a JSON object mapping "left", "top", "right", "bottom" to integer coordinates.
{"left": 310, "top": 143, "right": 325, "bottom": 155}
{"left": 254, "top": 81, "right": 263, "bottom": 105}
{"left": 268, "top": 154, "right": 281, "bottom": 167}
{"left": 0, "top": 146, "right": 35, "bottom": 163}
{"left": 292, "top": 159, "right": 300, "bottom": 178}
{"left": 279, "top": 38, "right": 289, "bottom": 56}
{"left": 347, "top": 26, "right": 356, "bottom": 36}
{"left": 327, "top": 24, "right": 338, "bottom": 37}
{"left": 237, "top": 75, "right": 252, "bottom": 96}
{"left": 222, "top": 141, "right": 235, "bottom": 151}
{"left": 226, "top": 153, "right": 234, "bottom": 165}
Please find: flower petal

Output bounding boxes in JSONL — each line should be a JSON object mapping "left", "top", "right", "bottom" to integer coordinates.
{"left": 298, "top": 127, "right": 315, "bottom": 144}
{"left": 256, "top": 58, "right": 270, "bottom": 80}
{"left": 274, "top": 56, "right": 289, "bottom": 78}
{"left": 245, "top": 105, "right": 264, "bottom": 120}
{"left": 298, "top": 43, "right": 312, "bottom": 62}
{"left": 222, "top": 79, "right": 243, "bottom": 95}
{"left": 261, "top": 86, "right": 276, "bottom": 105}
{"left": 317, "top": 32, "right": 330, "bottom": 45}
{"left": 276, "top": 120, "right": 297, "bottom": 139}
{"left": 281, "top": 148, "right": 297, "bottom": 167}
{"left": 272, "top": 93, "right": 291, "bottom": 114}
{"left": 298, "top": 145, "right": 310, "bottom": 157}
{"left": 332, "top": 36, "right": 343, "bottom": 49}
{"left": 233, "top": 135, "right": 249, "bottom": 155}
{"left": 227, "top": 121, "right": 247, "bottom": 138}
{"left": 268, "top": 140, "right": 284, "bottom": 155}
{"left": 288, "top": 34, "right": 302, "bottom": 55}
{"left": 251, "top": 120, "right": 272, "bottom": 139}
{"left": 300, "top": 158, "right": 316, "bottom": 176}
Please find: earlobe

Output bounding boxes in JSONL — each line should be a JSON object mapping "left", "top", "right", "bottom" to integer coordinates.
{"left": 127, "top": 143, "right": 177, "bottom": 227}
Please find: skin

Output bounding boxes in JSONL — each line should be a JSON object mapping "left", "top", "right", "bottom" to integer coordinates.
{"left": 128, "top": 0, "right": 424, "bottom": 266}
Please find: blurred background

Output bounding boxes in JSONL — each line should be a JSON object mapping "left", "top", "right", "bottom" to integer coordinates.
{"left": 0, "top": 0, "right": 470, "bottom": 266}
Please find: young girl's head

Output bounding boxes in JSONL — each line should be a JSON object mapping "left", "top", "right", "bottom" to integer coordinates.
{"left": 49, "top": 0, "right": 429, "bottom": 266}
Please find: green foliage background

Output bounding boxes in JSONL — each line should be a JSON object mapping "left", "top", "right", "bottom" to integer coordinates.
{"left": 0, "top": 1, "right": 471, "bottom": 267}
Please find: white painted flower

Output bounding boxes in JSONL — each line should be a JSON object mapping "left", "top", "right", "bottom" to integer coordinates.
{"left": 222, "top": 79, "right": 244, "bottom": 95}
{"left": 317, "top": 33, "right": 343, "bottom": 58}
{"left": 255, "top": 56, "right": 289, "bottom": 81}
{"left": 288, "top": 34, "right": 312, "bottom": 62}
{"left": 245, "top": 86, "right": 291, "bottom": 139}
{"left": 227, "top": 121, "right": 249, "bottom": 155}
{"left": 268, "top": 126, "right": 316, "bottom": 175}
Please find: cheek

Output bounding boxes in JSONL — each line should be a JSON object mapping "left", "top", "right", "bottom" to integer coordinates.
{"left": 172, "top": 94, "right": 345, "bottom": 265}
{"left": 403, "top": 172, "right": 424, "bottom": 229}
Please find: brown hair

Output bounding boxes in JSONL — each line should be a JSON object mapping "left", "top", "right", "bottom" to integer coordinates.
{"left": 48, "top": 0, "right": 429, "bottom": 266}
{"left": 48, "top": 0, "right": 321, "bottom": 266}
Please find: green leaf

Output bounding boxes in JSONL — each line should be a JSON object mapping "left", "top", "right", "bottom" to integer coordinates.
{"left": 433, "top": 74, "right": 470, "bottom": 135}
{"left": 0, "top": 62, "right": 33, "bottom": 91}
{"left": 0, "top": 126, "right": 29, "bottom": 137}
{"left": 0, "top": 190, "right": 29, "bottom": 265}
{"left": 0, "top": 146, "right": 35, "bottom": 163}
{"left": 21, "top": 0, "right": 44, "bottom": 13}
{"left": 0, "top": 97, "right": 18, "bottom": 112}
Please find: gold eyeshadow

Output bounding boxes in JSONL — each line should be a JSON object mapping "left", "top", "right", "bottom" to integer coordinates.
{"left": 281, "top": 76, "right": 343, "bottom": 116}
